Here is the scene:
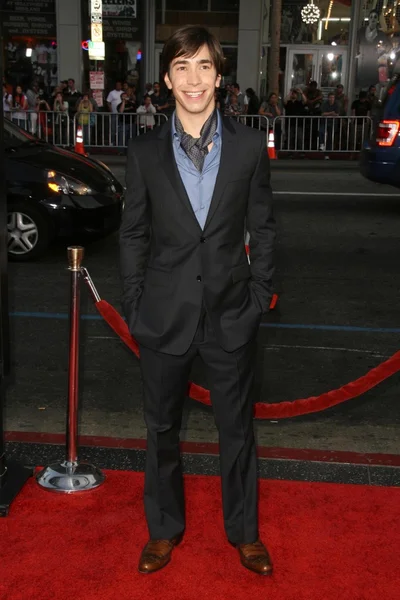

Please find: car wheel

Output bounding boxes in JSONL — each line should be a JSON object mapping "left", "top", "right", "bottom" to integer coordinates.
{"left": 7, "top": 203, "right": 52, "bottom": 261}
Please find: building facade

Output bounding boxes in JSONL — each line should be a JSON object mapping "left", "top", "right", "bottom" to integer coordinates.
{"left": 1, "top": 0, "right": 399, "bottom": 104}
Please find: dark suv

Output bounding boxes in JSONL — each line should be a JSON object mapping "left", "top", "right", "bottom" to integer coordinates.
{"left": 360, "top": 75, "right": 400, "bottom": 188}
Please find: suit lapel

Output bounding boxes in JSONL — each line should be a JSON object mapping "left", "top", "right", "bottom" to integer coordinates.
{"left": 157, "top": 122, "right": 202, "bottom": 232}
{"left": 203, "top": 117, "right": 236, "bottom": 230}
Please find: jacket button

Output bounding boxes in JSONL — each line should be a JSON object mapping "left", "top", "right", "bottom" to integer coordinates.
{"left": 200, "top": 237, "right": 206, "bottom": 243}
{"left": 196, "top": 275, "right": 202, "bottom": 282}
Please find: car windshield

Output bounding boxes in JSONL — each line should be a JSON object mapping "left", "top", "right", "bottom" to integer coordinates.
{"left": 3, "top": 118, "right": 40, "bottom": 148}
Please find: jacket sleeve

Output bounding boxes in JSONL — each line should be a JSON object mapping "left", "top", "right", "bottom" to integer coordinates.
{"left": 247, "top": 135, "right": 276, "bottom": 313}
{"left": 119, "top": 139, "right": 151, "bottom": 323}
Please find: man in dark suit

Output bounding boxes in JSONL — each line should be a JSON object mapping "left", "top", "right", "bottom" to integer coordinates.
{"left": 120, "top": 26, "right": 275, "bottom": 576}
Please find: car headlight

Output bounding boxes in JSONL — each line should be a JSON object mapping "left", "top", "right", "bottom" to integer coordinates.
{"left": 47, "top": 171, "right": 93, "bottom": 195}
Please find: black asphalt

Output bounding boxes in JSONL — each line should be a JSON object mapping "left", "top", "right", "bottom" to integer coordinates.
{"left": 5, "top": 160, "right": 400, "bottom": 455}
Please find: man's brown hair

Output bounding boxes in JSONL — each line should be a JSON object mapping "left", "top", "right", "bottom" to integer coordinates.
{"left": 161, "top": 25, "right": 224, "bottom": 76}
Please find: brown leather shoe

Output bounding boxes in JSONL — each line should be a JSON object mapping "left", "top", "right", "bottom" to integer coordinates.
{"left": 138, "top": 534, "right": 183, "bottom": 574}
{"left": 234, "top": 539, "right": 273, "bottom": 576}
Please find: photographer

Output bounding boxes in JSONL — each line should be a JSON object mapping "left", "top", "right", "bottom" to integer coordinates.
{"left": 136, "top": 94, "right": 156, "bottom": 134}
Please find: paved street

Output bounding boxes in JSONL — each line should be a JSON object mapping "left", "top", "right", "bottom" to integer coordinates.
{"left": 5, "top": 160, "right": 400, "bottom": 453}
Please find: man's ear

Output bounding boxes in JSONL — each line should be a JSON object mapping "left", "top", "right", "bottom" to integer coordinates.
{"left": 215, "top": 74, "right": 222, "bottom": 89}
{"left": 164, "top": 72, "right": 172, "bottom": 90}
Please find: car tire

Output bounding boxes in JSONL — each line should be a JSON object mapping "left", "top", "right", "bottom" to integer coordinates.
{"left": 7, "top": 202, "right": 52, "bottom": 261}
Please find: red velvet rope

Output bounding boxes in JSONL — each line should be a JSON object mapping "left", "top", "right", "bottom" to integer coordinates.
{"left": 95, "top": 299, "right": 400, "bottom": 419}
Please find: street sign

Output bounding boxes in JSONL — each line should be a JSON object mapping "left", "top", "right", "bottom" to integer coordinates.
{"left": 90, "top": 0, "right": 102, "bottom": 18}
{"left": 88, "top": 41, "right": 105, "bottom": 60}
{"left": 91, "top": 22, "right": 103, "bottom": 42}
{"left": 89, "top": 71, "right": 105, "bottom": 90}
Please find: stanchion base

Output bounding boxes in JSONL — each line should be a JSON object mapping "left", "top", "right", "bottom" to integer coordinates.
{"left": 0, "top": 461, "right": 34, "bottom": 517}
{"left": 36, "top": 461, "right": 105, "bottom": 493}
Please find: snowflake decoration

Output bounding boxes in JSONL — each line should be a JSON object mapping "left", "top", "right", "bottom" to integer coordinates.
{"left": 301, "top": 1, "right": 320, "bottom": 25}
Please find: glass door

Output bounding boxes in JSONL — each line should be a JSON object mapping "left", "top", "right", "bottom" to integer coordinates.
{"left": 285, "top": 47, "right": 348, "bottom": 96}
{"left": 319, "top": 49, "right": 347, "bottom": 96}
{"left": 285, "top": 50, "right": 319, "bottom": 96}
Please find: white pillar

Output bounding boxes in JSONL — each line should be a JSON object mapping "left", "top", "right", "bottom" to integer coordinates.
{"left": 56, "top": 0, "right": 83, "bottom": 89}
{"left": 237, "top": 0, "right": 263, "bottom": 92}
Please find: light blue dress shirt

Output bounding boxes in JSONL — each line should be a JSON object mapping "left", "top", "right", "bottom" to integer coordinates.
{"left": 171, "top": 110, "right": 222, "bottom": 230}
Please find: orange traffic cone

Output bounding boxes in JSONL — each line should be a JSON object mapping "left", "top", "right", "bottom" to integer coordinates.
{"left": 74, "top": 125, "right": 86, "bottom": 155}
{"left": 267, "top": 130, "right": 277, "bottom": 160}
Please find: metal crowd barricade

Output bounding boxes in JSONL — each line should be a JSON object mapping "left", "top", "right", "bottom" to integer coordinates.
{"left": 6, "top": 110, "right": 72, "bottom": 147}
{"left": 230, "top": 114, "right": 269, "bottom": 143}
{"left": 73, "top": 111, "right": 168, "bottom": 148}
{"left": 71, "top": 112, "right": 268, "bottom": 149}
{"left": 36, "top": 110, "right": 71, "bottom": 146}
{"left": 273, "top": 115, "right": 373, "bottom": 154}
{"left": 6, "top": 110, "right": 373, "bottom": 155}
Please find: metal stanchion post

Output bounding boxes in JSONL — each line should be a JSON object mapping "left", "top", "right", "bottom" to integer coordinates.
{"left": 36, "top": 247, "right": 105, "bottom": 493}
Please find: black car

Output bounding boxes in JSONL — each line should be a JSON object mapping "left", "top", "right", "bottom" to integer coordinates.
{"left": 4, "top": 119, "right": 124, "bottom": 260}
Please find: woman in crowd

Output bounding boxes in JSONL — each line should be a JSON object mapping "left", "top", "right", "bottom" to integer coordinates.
{"left": 53, "top": 91, "right": 69, "bottom": 145}
{"left": 3, "top": 83, "right": 12, "bottom": 119}
{"left": 76, "top": 92, "right": 94, "bottom": 145}
{"left": 11, "top": 84, "right": 28, "bottom": 129}
{"left": 35, "top": 90, "right": 51, "bottom": 140}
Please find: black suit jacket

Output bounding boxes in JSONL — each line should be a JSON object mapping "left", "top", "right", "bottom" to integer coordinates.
{"left": 120, "top": 116, "right": 275, "bottom": 355}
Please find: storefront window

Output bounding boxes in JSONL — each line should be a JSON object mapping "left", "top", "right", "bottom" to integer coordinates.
{"left": 82, "top": 0, "right": 143, "bottom": 108}
{"left": 261, "top": 1, "right": 399, "bottom": 98}
{"left": 356, "top": 1, "right": 400, "bottom": 90}
{"left": 277, "top": 0, "right": 351, "bottom": 45}
{"left": 1, "top": 0, "right": 58, "bottom": 94}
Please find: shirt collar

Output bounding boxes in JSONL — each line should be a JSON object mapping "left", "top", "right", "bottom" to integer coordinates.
{"left": 172, "top": 109, "right": 222, "bottom": 141}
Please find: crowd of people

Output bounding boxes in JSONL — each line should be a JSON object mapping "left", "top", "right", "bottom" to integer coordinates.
{"left": 3, "top": 75, "right": 378, "bottom": 151}
{"left": 2, "top": 77, "right": 178, "bottom": 146}
{"left": 218, "top": 80, "right": 378, "bottom": 152}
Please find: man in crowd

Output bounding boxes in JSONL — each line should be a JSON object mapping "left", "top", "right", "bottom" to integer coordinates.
{"left": 107, "top": 80, "right": 123, "bottom": 144}
{"left": 319, "top": 92, "right": 340, "bottom": 152}
{"left": 150, "top": 81, "right": 169, "bottom": 113}
{"left": 231, "top": 82, "right": 248, "bottom": 114}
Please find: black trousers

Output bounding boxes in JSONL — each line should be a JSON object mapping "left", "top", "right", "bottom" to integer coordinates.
{"left": 139, "top": 309, "right": 259, "bottom": 545}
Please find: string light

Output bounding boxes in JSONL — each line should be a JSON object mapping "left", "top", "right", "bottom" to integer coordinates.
{"left": 301, "top": 1, "right": 321, "bottom": 25}
{"left": 325, "top": 1, "right": 334, "bottom": 30}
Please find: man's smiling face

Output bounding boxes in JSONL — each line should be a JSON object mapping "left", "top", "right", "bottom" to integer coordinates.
{"left": 164, "top": 44, "right": 221, "bottom": 118}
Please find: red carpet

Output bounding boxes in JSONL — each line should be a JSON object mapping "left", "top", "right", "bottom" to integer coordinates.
{"left": 0, "top": 471, "right": 399, "bottom": 600}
